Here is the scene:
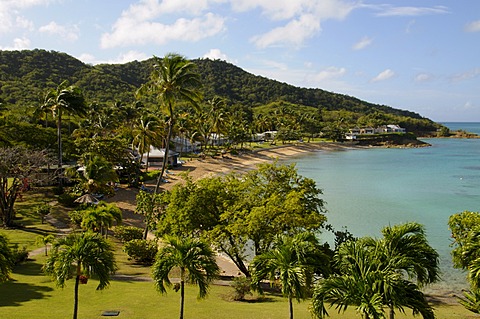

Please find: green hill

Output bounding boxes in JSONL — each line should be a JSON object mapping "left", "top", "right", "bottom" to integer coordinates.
{"left": 0, "top": 49, "right": 439, "bottom": 132}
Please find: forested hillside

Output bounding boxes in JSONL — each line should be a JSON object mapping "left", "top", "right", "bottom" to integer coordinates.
{"left": 0, "top": 49, "right": 439, "bottom": 132}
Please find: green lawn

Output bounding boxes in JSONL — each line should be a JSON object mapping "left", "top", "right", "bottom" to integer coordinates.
{"left": 0, "top": 188, "right": 478, "bottom": 319}
{"left": 0, "top": 255, "right": 476, "bottom": 319}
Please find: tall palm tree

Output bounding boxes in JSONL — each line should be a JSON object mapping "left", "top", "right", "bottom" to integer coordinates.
{"left": 42, "top": 80, "right": 86, "bottom": 179}
{"left": 43, "top": 232, "right": 116, "bottom": 319}
{"left": 136, "top": 53, "right": 202, "bottom": 193}
{"left": 152, "top": 235, "right": 219, "bottom": 319}
{"left": 250, "top": 232, "right": 330, "bottom": 319}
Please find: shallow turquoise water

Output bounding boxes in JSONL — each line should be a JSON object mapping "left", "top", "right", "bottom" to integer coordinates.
{"left": 289, "top": 123, "right": 480, "bottom": 294}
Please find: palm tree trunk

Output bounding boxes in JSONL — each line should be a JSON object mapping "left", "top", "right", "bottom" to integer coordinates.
{"left": 57, "top": 110, "right": 63, "bottom": 186}
{"left": 180, "top": 268, "right": 185, "bottom": 319}
{"left": 154, "top": 116, "right": 173, "bottom": 194}
{"left": 389, "top": 305, "right": 395, "bottom": 319}
{"left": 289, "top": 295, "right": 294, "bottom": 319}
{"left": 73, "top": 274, "right": 80, "bottom": 319}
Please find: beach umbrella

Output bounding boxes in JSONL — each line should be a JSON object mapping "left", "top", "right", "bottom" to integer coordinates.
{"left": 74, "top": 194, "right": 99, "bottom": 205}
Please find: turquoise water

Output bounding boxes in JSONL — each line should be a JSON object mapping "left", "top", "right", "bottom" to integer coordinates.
{"left": 289, "top": 123, "right": 480, "bottom": 294}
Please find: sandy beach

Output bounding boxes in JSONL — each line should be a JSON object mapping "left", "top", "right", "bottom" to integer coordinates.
{"left": 107, "top": 142, "right": 360, "bottom": 276}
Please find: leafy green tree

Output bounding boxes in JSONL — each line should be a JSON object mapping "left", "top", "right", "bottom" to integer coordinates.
{"left": 0, "top": 146, "right": 50, "bottom": 227}
{"left": 156, "top": 162, "right": 327, "bottom": 277}
{"left": 0, "top": 234, "right": 13, "bottom": 283}
{"left": 43, "top": 232, "right": 117, "bottom": 319}
{"left": 251, "top": 232, "right": 330, "bottom": 319}
{"left": 137, "top": 53, "right": 202, "bottom": 193}
{"left": 135, "top": 190, "right": 163, "bottom": 239}
{"left": 42, "top": 80, "right": 87, "bottom": 175}
{"left": 152, "top": 235, "right": 219, "bottom": 319}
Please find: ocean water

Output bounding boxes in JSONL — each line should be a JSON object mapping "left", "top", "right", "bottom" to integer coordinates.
{"left": 289, "top": 122, "right": 480, "bottom": 294}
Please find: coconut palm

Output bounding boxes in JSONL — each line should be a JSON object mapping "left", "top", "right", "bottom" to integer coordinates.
{"left": 132, "top": 114, "right": 162, "bottom": 171}
{"left": 377, "top": 222, "right": 439, "bottom": 319}
{"left": 43, "top": 232, "right": 116, "bottom": 319}
{"left": 42, "top": 80, "right": 86, "bottom": 177}
{"left": 250, "top": 232, "right": 330, "bottom": 319}
{"left": 0, "top": 234, "right": 13, "bottom": 283}
{"left": 136, "top": 53, "right": 202, "bottom": 193}
{"left": 152, "top": 235, "right": 219, "bottom": 319}
{"left": 311, "top": 232, "right": 436, "bottom": 319}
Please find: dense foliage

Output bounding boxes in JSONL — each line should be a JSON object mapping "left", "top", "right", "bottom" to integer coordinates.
{"left": 0, "top": 49, "right": 440, "bottom": 134}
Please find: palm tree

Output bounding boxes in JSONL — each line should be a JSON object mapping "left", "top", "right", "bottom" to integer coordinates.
{"left": 250, "top": 232, "right": 330, "bottom": 319}
{"left": 136, "top": 53, "right": 202, "bottom": 193}
{"left": 43, "top": 232, "right": 116, "bottom": 319}
{"left": 0, "top": 234, "right": 13, "bottom": 283}
{"left": 42, "top": 80, "right": 86, "bottom": 181}
{"left": 81, "top": 203, "right": 122, "bottom": 238}
{"left": 377, "top": 222, "right": 439, "bottom": 319}
{"left": 152, "top": 235, "right": 219, "bottom": 319}
{"left": 132, "top": 114, "right": 162, "bottom": 171}
{"left": 311, "top": 231, "right": 436, "bottom": 319}
{"left": 35, "top": 234, "right": 55, "bottom": 256}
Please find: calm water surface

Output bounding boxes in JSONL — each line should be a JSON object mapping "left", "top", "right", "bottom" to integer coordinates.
{"left": 288, "top": 122, "right": 480, "bottom": 294}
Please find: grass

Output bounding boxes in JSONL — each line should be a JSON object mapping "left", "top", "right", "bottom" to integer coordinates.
{"left": 0, "top": 188, "right": 478, "bottom": 319}
{"left": 0, "top": 255, "right": 477, "bottom": 319}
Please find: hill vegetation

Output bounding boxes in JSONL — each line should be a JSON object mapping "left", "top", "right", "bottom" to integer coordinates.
{"left": 0, "top": 49, "right": 439, "bottom": 134}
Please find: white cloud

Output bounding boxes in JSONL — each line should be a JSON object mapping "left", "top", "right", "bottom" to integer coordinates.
{"left": 450, "top": 68, "right": 480, "bottom": 82}
{"left": 245, "top": 0, "right": 357, "bottom": 48}
{"left": 414, "top": 73, "right": 434, "bottom": 83}
{"left": 0, "top": 37, "right": 31, "bottom": 50}
{"left": 375, "top": 5, "right": 449, "bottom": 17}
{"left": 371, "top": 69, "right": 395, "bottom": 82}
{"left": 39, "top": 21, "right": 79, "bottom": 41}
{"left": 308, "top": 66, "right": 347, "bottom": 82}
{"left": 251, "top": 14, "right": 320, "bottom": 48}
{"left": 77, "top": 50, "right": 148, "bottom": 65}
{"left": 0, "top": 0, "right": 56, "bottom": 33}
{"left": 352, "top": 36, "right": 372, "bottom": 50}
{"left": 102, "top": 13, "right": 225, "bottom": 48}
{"left": 203, "top": 48, "right": 233, "bottom": 62}
{"left": 465, "top": 20, "right": 480, "bottom": 32}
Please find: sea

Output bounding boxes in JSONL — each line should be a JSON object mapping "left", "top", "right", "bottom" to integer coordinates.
{"left": 288, "top": 122, "right": 480, "bottom": 295}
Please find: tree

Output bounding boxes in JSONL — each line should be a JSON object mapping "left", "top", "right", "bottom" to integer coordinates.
{"left": 0, "top": 234, "right": 13, "bottom": 283}
{"left": 81, "top": 202, "right": 122, "bottom": 238}
{"left": 250, "top": 232, "right": 330, "bottom": 319}
{"left": 135, "top": 190, "right": 163, "bottom": 239}
{"left": 35, "top": 234, "right": 55, "bottom": 256}
{"left": 132, "top": 114, "right": 162, "bottom": 171}
{"left": 75, "top": 154, "right": 118, "bottom": 195}
{"left": 137, "top": 53, "right": 202, "bottom": 193}
{"left": 311, "top": 224, "right": 436, "bottom": 319}
{"left": 152, "top": 235, "right": 219, "bottom": 319}
{"left": 43, "top": 232, "right": 116, "bottom": 319}
{"left": 449, "top": 211, "right": 480, "bottom": 313}
{"left": 156, "top": 162, "right": 327, "bottom": 277}
{"left": 0, "top": 146, "right": 50, "bottom": 227}
{"left": 42, "top": 80, "right": 86, "bottom": 177}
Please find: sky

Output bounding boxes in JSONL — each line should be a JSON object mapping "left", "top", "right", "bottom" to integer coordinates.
{"left": 1, "top": 0, "right": 479, "bottom": 122}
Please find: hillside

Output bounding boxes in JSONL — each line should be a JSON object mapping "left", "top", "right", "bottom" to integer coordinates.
{"left": 0, "top": 49, "right": 439, "bottom": 132}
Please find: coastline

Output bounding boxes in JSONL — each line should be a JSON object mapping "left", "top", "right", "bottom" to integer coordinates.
{"left": 106, "top": 141, "right": 460, "bottom": 304}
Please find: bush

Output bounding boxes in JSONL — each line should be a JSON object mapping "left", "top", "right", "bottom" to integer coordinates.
{"left": 68, "top": 210, "right": 86, "bottom": 228}
{"left": 123, "top": 239, "right": 158, "bottom": 264}
{"left": 232, "top": 276, "right": 252, "bottom": 301}
{"left": 57, "top": 192, "right": 77, "bottom": 207}
{"left": 11, "top": 244, "right": 29, "bottom": 265}
{"left": 115, "top": 226, "right": 144, "bottom": 243}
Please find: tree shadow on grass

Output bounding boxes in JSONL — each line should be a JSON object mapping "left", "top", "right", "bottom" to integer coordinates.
{"left": 0, "top": 280, "right": 53, "bottom": 307}
{"left": 13, "top": 259, "right": 45, "bottom": 277}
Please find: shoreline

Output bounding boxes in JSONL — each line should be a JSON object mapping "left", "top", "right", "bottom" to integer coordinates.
{"left": 107, "top": 141, "right": 461, "bottom": 304}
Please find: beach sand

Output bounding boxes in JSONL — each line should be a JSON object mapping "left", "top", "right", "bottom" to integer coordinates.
{"left": 105, "top": 142, "right": 460, "bottom": 303}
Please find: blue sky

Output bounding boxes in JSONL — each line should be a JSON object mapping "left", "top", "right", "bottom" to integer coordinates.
{"left": 1, "top": 0, "right": 479, "bottom": 122}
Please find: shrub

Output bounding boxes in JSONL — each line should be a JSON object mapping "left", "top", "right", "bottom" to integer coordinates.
{"left": 57, "top": 192, "right": 77, "bottom": 207}
{"left": 232, "top": 276, "right": 252, "bottom": 301}
{"left": 123, "top": 239, "right": 158, "bottom": 264}
{"left": 11, "top": 244, "right": 29, "bottom": 265}
{"left": 115, "top": 226, "right": 143, "bottom": 243}
{"left": 68, "top": 210, "right": 86, "bottom": 228}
